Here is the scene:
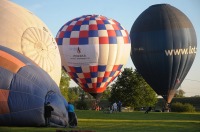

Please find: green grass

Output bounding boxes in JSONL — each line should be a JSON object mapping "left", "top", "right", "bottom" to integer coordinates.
{"left": 0, "top": 110, "right": 200, "bottom": 132}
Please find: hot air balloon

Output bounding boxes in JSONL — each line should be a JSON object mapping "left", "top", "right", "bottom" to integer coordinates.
{"left": 130, "top": 4, "right": 197, "bottom": 109}
{"left": 56, "top": 15, "right": 131, "bottom": 99}
{"left": 0, "top": 0, "right": 61, "bottom": 86}
{"left": 0, "top": 45, "right": 68, "bottom": 126}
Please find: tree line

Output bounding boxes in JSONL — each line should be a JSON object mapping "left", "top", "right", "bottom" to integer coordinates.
{"left": 59, "top": 68, "right": 187, "bottom": 109}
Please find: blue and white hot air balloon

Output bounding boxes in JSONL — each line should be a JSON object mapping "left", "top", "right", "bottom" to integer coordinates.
{"left": 56, "top": 15, "right": 131, "bottom": 99}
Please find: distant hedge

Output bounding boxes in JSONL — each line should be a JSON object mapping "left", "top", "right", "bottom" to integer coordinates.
{"left": 156, "top": 97, "right": 200, "bottom": 111}
{"left": 75, "top": 100, "right": 89, "bottom": 110}
{"left": 171, "top": 102, "right": 196, "bottom": 112}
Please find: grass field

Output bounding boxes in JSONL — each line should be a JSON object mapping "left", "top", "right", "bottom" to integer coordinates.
{"left": 0, "top": 110, "right": 200, "bottom": 132}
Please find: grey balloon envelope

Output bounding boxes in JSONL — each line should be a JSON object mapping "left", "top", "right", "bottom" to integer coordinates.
{"left": 130, "top": 4, "right": 197, "bottom": 103}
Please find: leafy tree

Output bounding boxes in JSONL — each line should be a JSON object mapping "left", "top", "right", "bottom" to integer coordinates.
{"left": 109, "top": 68, "right": 157, "bottom": 109}
{"left": 69, "top": 86, "right": 92, "bottom": 110}
{"left": 68, "top": 86, "right": 80, "bottom": 103}
{"left": 192, "top": 95, "right": 200, "bottom": 97}
{"left": 174, "top": 89, "right": 185, "bottom": 98}
{"left": 171, "top": 102, "right": 195, "bottom": 112}
{"left": 68, "top": 86, "right": 93, "bottom": 102}
{"left": 59, "top": 68, "right": 71, "bottom": 100}
{"left": 101, "top": 86, "right": 111, "bottom": 99}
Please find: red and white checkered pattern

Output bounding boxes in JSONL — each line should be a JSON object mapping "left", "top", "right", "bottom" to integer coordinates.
{"left": 56, "top": 15, "right": 131, "bottom": 94}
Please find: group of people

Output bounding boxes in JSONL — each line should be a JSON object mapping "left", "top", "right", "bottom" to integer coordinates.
{"left": 44, "top": 102, "right": 77, "bottom": 128}
{"left": 111, "top": 101, "right": 122, "bottom": 113}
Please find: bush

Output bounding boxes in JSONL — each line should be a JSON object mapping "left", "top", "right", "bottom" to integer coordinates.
{"left": 171, "top": 102, "right": 195, "bottom": 112}
{"left": 75, "top": 100, "right": 89, "bottom": 110}
{"left": 183, "top": 103, "right": 196, "bottom": 112}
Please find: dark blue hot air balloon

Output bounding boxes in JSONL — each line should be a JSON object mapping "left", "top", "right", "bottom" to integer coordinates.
{"left": 0, "top": 45, "right": 68, "bottom": 126}
{"left": 130, "top": 4, "right": 197, "bottom": 107}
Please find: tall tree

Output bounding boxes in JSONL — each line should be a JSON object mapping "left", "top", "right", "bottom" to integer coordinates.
{"left": 101, "top": 86, "right": 111, "bottom": 99}
{"left": 68, "top": 86, "right": 81, "bottom": 103}
{"left": 59, "top": 68, "right": 71, "bottom": 100}
{"left": 109, "top": 68, "right": 157, "bottom": 109}
{"left": 174, "top": 89, "right": 185, "bottom": 97}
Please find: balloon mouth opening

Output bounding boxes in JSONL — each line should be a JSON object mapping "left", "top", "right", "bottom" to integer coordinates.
{"left": 89, "top": 93, "right": 103, "bottom": 100}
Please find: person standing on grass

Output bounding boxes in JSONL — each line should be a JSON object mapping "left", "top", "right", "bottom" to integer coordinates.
{"left": 145, "top": 106, "right": 152, "bottom": 114}
{"left": 68, "top": 102, "right": 77, "bottom": 127}
{"left": 44, "top": 102, "right": 54, "bottom": 126}
{"left": 113, "top": 102, "right": 118, "bottom": 112}
{"left": 118, "top": 101, "right": 122, "bottom": 112}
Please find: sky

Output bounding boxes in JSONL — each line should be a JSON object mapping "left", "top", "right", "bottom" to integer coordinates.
{"left": 11, "top": 0, "right": 200, "bottom": 97}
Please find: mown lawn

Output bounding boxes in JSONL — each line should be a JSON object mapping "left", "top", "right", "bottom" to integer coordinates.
{"left": 0, "top": 110, "right": 200, "bottom": 132}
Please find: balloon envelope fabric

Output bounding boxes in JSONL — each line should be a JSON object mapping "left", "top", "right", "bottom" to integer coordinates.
{"left": 0, "top": 45, "right": 68, "bottom": 126}
{"left": 130, "top": 4, "right": 197, "bottom": 103}
{"left": 0, "top": 0, "right": 61, "bottom": 86}
{"left": 56, "top": 15, "right": 131, "bottom": 99}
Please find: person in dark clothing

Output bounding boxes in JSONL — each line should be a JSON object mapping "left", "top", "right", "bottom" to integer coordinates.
{"left": 117, "top": 101, "right": 122, "bottom": 112}
{"left": 145, "top": 106, "right": 152, "bottom": 114}
{"left": 44, "top": 102, "right": 54, "bottom": 126}
{"left": 68, "top": 102, "right": 77, "bottom": 128}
